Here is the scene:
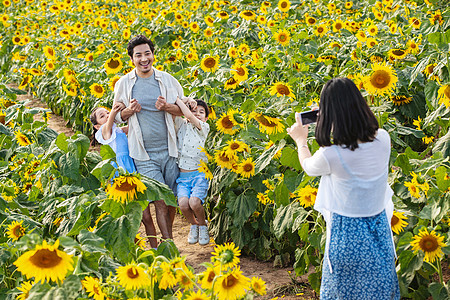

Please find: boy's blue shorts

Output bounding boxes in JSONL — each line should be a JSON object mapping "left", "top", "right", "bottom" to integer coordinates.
{"left": 176, "top": 170, "right": 209, "bottom": 203}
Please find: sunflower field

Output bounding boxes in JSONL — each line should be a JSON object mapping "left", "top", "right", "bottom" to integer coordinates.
{"left": 1, "top": 0, "right": 450, "bottom": 298}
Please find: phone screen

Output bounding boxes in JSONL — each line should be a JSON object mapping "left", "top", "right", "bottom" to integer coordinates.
{"left": 299, "top": 110, "right": 318, "bottom": 125}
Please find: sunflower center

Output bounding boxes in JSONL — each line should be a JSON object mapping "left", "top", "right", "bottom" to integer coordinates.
{"left": 13, "top": 225, "right": 25, "bottom": 237}
{"left": 444, "top": 86, "right": 450, "bottom": 98}
{"left": 223, "top": 274, "right": 238, "bottom": 288}
{"left": 115, "top": 181, "right": 137, "bottom": 192}
{"left": 391, "top": 215, "right": 399, "bottom": 226}
{"left": 207, "top": 271, "right": 216, "bottom": 282}
{"left": 219, "top": 154, "right": 230, "bottom": 162}
{"left": 419, "top": 236, "right": 438, "bottom": 252}
{"left": 221, "top": 116, "right": 234, "bottom": 129}
{"left": 127, "top": 267, "right": 139, "bottom": 279}
{"left": 317, "top": 27, "right": 324, "bottom": 33}
{"left": 94, "top": 86, "right": 103, "bottom": 93}
{"left": 108, "top": 59, "right": 120, "bottom": 69}
{"left": 243, "top": 164, "right": 253, "bottom": 172}
{"left": 370, "top": 70, "right": 390, "bottom": 88}
{"left": 276, "top": 84, "right": 290, "bottom": 95}
{"left": 230, "top": 143, "right": 240, "bottom": 150}
{"left": 335, "top": 23, "right": 342, "bottom": 29}
{"left": 281, "top": 1, "right": 287, "bottom": 8}
{"left": 244, "top": 11, "right": 253, "bottom": 17}
{"left": 392, "top": 49, "right": 405, "bottom": 56}
{"left": 305, "top": 195, "right": 311, "bottom": 203}
{"left": 204, "top": 58, "right": 217, "bottom": 68}
{"left": 279, "top": 34, "right": 287, "bottom": 42}
{"left": 30, "top": 249, "right": 62, "bottom": 268}
{"left": 308, "top": 18, "right": 316, "bottom": 25}
{"left": 256, "top": 115, "right": 276, "bottom": 127}
{"left": 236, "top": 67, "right": 245, "bottom": 76}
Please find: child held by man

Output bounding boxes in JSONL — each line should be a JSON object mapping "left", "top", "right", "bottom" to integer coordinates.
{"left": 90, "top": 103, "right": 158, "bottom": 249}
{"left": 175, "top": 97, "right": 210, "bottom": 245}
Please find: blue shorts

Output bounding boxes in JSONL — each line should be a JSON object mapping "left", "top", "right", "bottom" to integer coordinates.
{"left": 176, "top": 171, "right": 209, "bottom": 203}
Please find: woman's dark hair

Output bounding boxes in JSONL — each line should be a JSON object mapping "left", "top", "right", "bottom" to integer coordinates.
{"left": 315, "top": 77, "right": 379, "bottom": 151}
{"left": 195, "top": 99, "right": 210, "bottom": 118}
{"left": 90, "top": 107, "right": 101, "bottom": 146}
{"left": 127, "top": 35, "right": 155, "bottom": 57}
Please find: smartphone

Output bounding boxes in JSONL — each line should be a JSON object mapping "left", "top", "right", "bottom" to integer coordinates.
{"left": 298, "top": 110, "right": 318, "bottom": 125}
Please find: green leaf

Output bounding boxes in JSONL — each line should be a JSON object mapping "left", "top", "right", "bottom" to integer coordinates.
{"left": 140, "top": 175, "right": 177, "bottom": 207}
{"left": 280, "top": 146, "right": 301, "bottom": 171}
{"left": 225, "top": 190, "right": 257, "bottom": 227}
{"left": 254, "top": 139, "right": 286, "bottom": 174}
{"left": 283, "top": 168, "right": 303, "bottom": 192}
{"left": 308, "top": 271, "right": 321, "bottom": 293}
{"left": 433, "top": 129, "right": 450, "bottom": 157}
{"left": 435, "top": 166, "right": 450, "bottom": 191}
{"left": 428, "top": 282, "right": 449, "bottom": 300}
{"left": 59, "top": 152, "right": 80, "bottom": 181}
{"left": 394, "top": 153, "right": 411, "bottom": 175}
{"left": 55, "top": 133, "right": 69, "bottom": 153}
{"left": 78, "top": 230, "right": 107, "bottom": 253}
{"left": 273, "top": 203, "right": 302, "bottom": 239}
{"left": 274, "top": 182, "right": 290, "bottom": 207}
{"left": 100, "top": 144, "right": 116, "bottom": 160}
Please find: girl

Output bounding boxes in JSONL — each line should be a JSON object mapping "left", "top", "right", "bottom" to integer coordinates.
{"left": 90, "top": 104, "right": 158, "bottom": 249}
{"left": 287, "top": 78, "right": 400, "bottom": 299}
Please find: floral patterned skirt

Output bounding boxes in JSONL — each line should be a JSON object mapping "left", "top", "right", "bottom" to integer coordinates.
{"left": 320, "top": 211, "right": 400, "bottom": 300}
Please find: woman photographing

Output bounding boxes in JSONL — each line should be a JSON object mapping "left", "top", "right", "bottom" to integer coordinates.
{"left": 287, "top": 78, "right": 400, "bottom": 299}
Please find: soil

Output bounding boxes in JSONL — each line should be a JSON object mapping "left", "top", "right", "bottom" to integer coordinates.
{"left": 20, "top": 92, "right": 317, "bottom": 299}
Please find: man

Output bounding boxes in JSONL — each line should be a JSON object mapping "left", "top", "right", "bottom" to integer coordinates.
{"left": 113, "top": 35, "right": 193, "bottom": 246}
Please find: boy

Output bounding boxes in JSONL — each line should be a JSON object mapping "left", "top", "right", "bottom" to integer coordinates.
{"left": 175, "top": 96, "right": 210, "bottom": 245}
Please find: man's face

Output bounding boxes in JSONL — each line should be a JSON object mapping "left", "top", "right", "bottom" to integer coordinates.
{"left": 192, "top": 105, "right": 207, "bottom": 122}
{"left": 130, "top": 43, "right": 154, "bottom": 77}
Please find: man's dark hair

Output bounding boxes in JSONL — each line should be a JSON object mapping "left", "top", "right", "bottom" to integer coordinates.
{"left": 315, "top": 77, "right": 379, "bottom": 151}
{"left": 127, "top": 35, "right": 155, "bottom": 57}
{"left": 195, "top": 99, "right": 210, "bottom": 118}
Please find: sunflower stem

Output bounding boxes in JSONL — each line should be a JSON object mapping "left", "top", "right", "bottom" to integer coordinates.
{"left": 437, "top": 257, "right": 444, "bottom": 284}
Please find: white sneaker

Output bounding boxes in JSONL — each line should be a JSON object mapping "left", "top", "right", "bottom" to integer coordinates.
{"left": 188, "top": 224, "right": 199, "bottom": 244}
{"left": 198, "top": 225, "right": 209, "bottom": 245}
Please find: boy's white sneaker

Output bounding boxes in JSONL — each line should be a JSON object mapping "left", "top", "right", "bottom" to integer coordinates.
{"left": 188, "top": 224, "right": 199, "bottom": 244}
{"left": 198, "top": 225, "right": 209, "bottom": 245}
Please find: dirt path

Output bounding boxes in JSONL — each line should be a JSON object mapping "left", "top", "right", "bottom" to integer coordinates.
{"left": 22, "top": 92, "right": 316, "bottom": 299}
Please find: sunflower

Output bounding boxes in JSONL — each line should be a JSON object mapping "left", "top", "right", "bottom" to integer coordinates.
{"left": 15, "top": 131, "right": 32, "bottom": 146}
{"left": 409, "top": 17, "right": 421, "bottom": 29}
{"left": 295, "top": 185, "right": 318, "bottom": 208}
{"left": 214, "top": 267, "right": 249, "bottom": 300}
{"left": 198, "top": 160, "right": 213, "bottom": 180}
{"left": 411, "top": 228, "right": 447, "bottom": 263}
{"left": 43, "top": 46, "right": 56, "bottom": 60}
{"left": 18, "top": 75, "right": 32, "bottom": 90}
{"left": 237, "top": 158, "right": 255, "bottom": 178}
{"left": 217, "top": 10, "right": 229, "bottom": 20}
{"left": 314, "top": 24, "right": 328, "bottom": 37}
{"left": 391, "top": 211, "right": 408, "bottom": 235}
{"left": 250, "top": 112, "right": 285, "bottom": 135}
{"left": 176, "top": 267, "right": 195, "bottom": 290}
{"left": 17, "top": 281, "right": 34, "bottom": 300}
{"left": 227, "top": 46, "right": 238, "bottom": 58}
{"left": 14, "top": 239, "right": 74, "bottom": 283}
{"left": 200, "top": 55, "right": 220, "bottom": 73}
{"left": 332, "top": 20, "right": 343, "bottom": 32}
{"left": 437, "top": 84, "right": 450, "bottom": 108}
{"left": 422, "top": 63, "right": 438, "bottom": 80}
{"left": 104, "top": 57, "right": 123, "bottom": 75}
{"left": 239, "top": 10, "right": 256, "bottom": 21}
{"left": 238, "top": 43, "right": 251, "bottom": 56}
{"left": 106, "top": 175, "right": 147, "bottom": 203}
{"left": 81, "top": 276, "right": 106, "bottom": 300}
{"left": 367, "top": 24, "right": 378, "bottom": 36}
{"left": 90, "top": 83, "right": 105, "bottom": 98}
{"left": 390, "top": 95, "right": 412, "bottom": 106}
{"left": 211, "top": 242, "right": 241, "bottom": 269}
{"left": 404, "top": 180, "right": 421, "bottom": 198}
{"left": 200, "top": 266, "right": 220, "bottom": 289}
{"left": 116, "top": 263, "right": 151, "bottom": 290}
{"left": 306, "top": 16, "right": 317, "bottom": 26}
{"left": 135, "top": 233, "right": 147, "bottom": 250}
{"left": 204, "top": 28, "right": 214, "bottom": 38}
{"left": 6, "top": 220, "right": 26, "bottom": 241}
{"left": 231, "top": 63, "right": 248, "bottom": 82}
{"left": 185, "top": 290, "right": 209, "bottom": 300}
{"left": 406, "top": 40, "right": 420, "bottom": 55}
{"left": 109, "top": 75, "right": 120, "bottom": 91}
{"left": 364, "top": 62, "right": 398, "bottom": 96}
{"left": 216, "top": 111, "right": 239, "bottom": 135}
{"left": 224, "top": 77, "right": 239, "bottom": 90}
{"left": 270, "top": 82, "right": 295, "bottom": 100}
{"left": 387, "top": 48, "right": 407, "bottom": 60}
{"left": 250, "top": 276, "right": 267, "bottom": 295}
{"left": 225, "top": 140, "right": 249, "bottom": 157}
{"left": 190, "top": 22, "right": 200, "bottom": 33}
{"left": 214, "top": 150, "right": 237, "bottom": 169}
{"left": 277, "top": 0, "right": 290, "bottom": 12}
{"left": 273, "top": 29, "right": 290, "bottom": 46}
{"left": 158, "top": 261, "right": 177, "bottom": 290}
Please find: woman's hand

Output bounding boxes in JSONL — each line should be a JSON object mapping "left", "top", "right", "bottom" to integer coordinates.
{"left": 287, "top": 113, "right": 310, "bottom": 145}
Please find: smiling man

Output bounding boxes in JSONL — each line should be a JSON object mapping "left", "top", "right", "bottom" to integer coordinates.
{"left": 113, "top": 35, "right": 191, "bottom": 247}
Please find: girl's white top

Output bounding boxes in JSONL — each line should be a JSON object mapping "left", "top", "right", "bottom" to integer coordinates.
{"left": 302, "top": 129, "right": 395, "bottom": 272}
{"left": 175, "top": 118, "right": 210, "bottom": 170}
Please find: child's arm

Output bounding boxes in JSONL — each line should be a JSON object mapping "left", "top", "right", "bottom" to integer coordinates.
{"left": 175, "top": 97, "right": 202, "bottom": 130}
{"left": 101, "top": 103, "right": 125, "bottom": 140}
{"left": 120, "top": 125, "right": 129, "bottom": 135}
